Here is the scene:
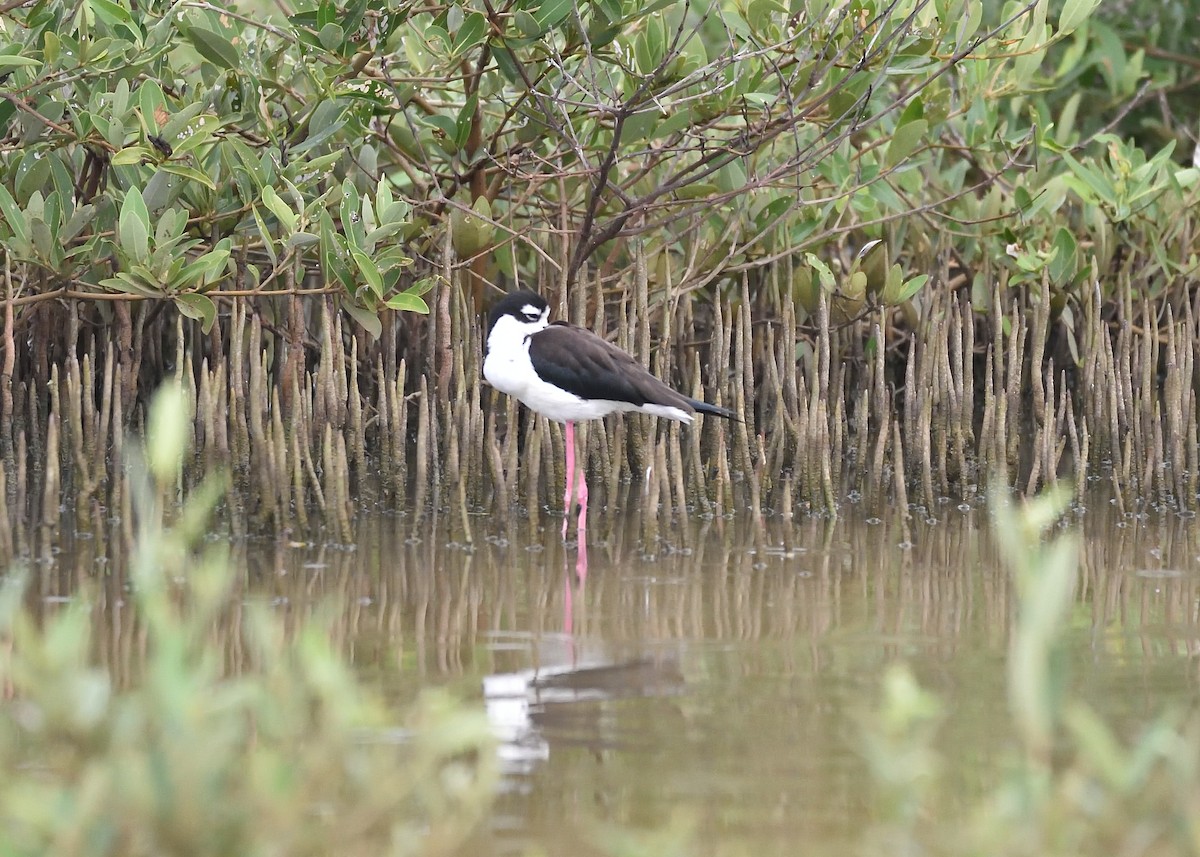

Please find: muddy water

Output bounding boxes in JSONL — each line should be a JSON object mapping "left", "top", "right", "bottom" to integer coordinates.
{"left": 43, "top": 501, "right": 1200, "bottom": 856}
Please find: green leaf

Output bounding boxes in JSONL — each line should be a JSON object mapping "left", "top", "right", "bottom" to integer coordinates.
{"left": 1012, "top": 24, "right": 1048, "bottom": 85}
{"left": 138, "top": 80, "right": 167, "bottom": 132}
{"left": 623, "top": 109, "right": 658, "bottom": 141}
{"left": 0, "top": 100, "right": 15, "bottom": 137}
{"left": 1062, "top": 153, "right": 1117, "bottom": 207}
{"left": 159, "top": 103, "right": 206, "bottom": 148}
{"left": 175, "top": 239, "right": 232, "bottom": 290}
{"left": 317, "top": 0, "right": 336, "bottom": 29}
{"left": 349, "top": 247, "right": 384, "bottom": 296}
{"left": 14, "top": 152, "right": 50, "bottom": 204}
{"left": 342, "top": 300, "right": 382, "bottom": 338}
{"left": 99, "top": 272, "right": 162, "bottom": 297}
{"left": 673, "top": 182, "right": 718, "bottom": 200}
{"left": 175, "top": 293, "right": 217, "bottom": 334}
{"left": 340, "top": 179, "right": 366, "bottom": 248}
{"left": 171, "top": 114, "right": 221, "bottom": 157}
{"left": 422, "top": 114, "right": 459, "bottom": 139}
{"left": 61, "top": 204, "right": 95, "bottom": 244}
{"left": 375, "top": 176, "right": 398, "bottom": 223}
{"left": 365, "top": 222, "right": 405, "bottom": 247}
{"left": 633, "top": 31, "right": 654, "bottom": 76}
{"left": 252, "top": 206, "right": 278, "bottom": 264}
{"left": 89, "top": 0, "right": 134, "bottom": 27}
{"left": 514, "top": 10, "right": 541, "bottom": 36}
{"left": 160, "top": 163, "right": 217, "bottom": 191}
{"left": 886, "top": 119, "right": 927, "bottom": 168}
{"left": 119, "top": 187, "right": 150, "bottom": 262}
{"left": 262, "top": 186, "right": 297, "bottom": 234}
{"left": 535, "top": 0, "right": 573, "bottom": 30}
{"left": 894, "top": 274, "right": 928, "bottom": 304}
{"left": 1049, "top": 227, "right": 1077, "bottom": 283}
{"left": 318, "top": 22, "right": 344, "bottom": 51}
{"left": 454, "top": 94, "right": 477, "bottom": 150}
{"left": 453, "top": 12, "right": 486, "bottom": 56}
{"left": 804, "top": 252, "right": 836, "bottom": 291}
{"left": 406, "top": 276, "right": 437, "bottom": 296}
{"left": 291, "top": 106, "right": 348, "bottom": 154}
{"left": 287, "top": 231, "right": 320, "bottom": 248}
{"left": 0, "top": 55, "right": 41, "bottom": 71}
{"left": 0, "top": 185, "right": 30, "bottom": 253}
{"left": 111, "top": 146, "right": 151, "bottom": 166}
{"left": 652, "top": 107, "right": 693, "bottom": 139}
{"left": 386, "top": 291, "right": 430, "bottom": 314}
{"left": 319, "top": 211, "right": 354, "bottom": 290}
{"left": 1059, "top": 0, "right": 1101, "bottom": 33}
{"left": 185, "top": 25, "right": 241, "bottom": 71}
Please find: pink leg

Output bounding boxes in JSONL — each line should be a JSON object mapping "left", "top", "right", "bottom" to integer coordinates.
{"left": 562, "top": 421, "right": 576, "bottom": 539}
{"left": 575, "top": 533, "right": 589, "bottom": 584}
{"left": 576, "top": 466, "right": 588, "bottom": 544}
{"left": 563, "top": 565, "right": 574, "bottom": 635}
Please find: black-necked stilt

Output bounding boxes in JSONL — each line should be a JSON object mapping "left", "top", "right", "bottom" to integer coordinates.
{"left": 483, "top": 290, "right": 734, "bottom": 539}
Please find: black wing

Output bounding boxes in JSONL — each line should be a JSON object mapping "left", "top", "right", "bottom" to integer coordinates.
{"left": 527, "top": 323, "right": 695, "bottom": 412}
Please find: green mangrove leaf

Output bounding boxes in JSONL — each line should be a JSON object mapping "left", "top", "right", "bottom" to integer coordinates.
{"left": 1059, "top": 0, "right": 1101, "bottom": 33}
{"left": 514, "top": 10, "right": 541, "bottom": 37}
{"left": 161, "top": 163, "right": 217, "bottom": 190}
{"left": 90, "top": 0, "right": 135, "bottom": 28}
{"left": 177, "top": 238, "right": 232, "bottom": 289}
{"left": 252, "top": 205, "right": 279, "bottom": 264}
{"left": 287, "top": 231, "right": 321, "bottom": 248}
{"left": 99, "top": 273, "right": 162, "bottom": 297}
{"left": 1050, "top": 228, "right": 1077, "bottom": 283}
{"left": 0, "top": 186, "right": 30, "bottom": 253}
{"left": 262, "top": 186, "right": 298, "bottom": 234}
{"left": 171, "top": 113, "right": 221, "bottom": 157}
{"left": 342, "top": 299, "right": 382, "bottom": 338}
{"left": 119, "top": 187, "right": 150, "bottom": 262}
{"left": 453, "top": 12, "right": 486, "bottom": 56}
{"left": 0, "top": 55, "right": 41, "bottom": 75}
{"left": 318, "top": 22, "right": 344, "bottom": 51}
{"left": 319, "top": 211, "right": 354, "bottom": 290}
{"left": 387, "top": 290, "right": 430, "bottom": 314}
{"left": 111, "top": 145, "right": 151, "bottom": 166}
{"left": 350, "top": 247, "right": 384, "bottom": 296}
{"left": 175, "top": 293, "right": 217, "bottom": 334}
{"left": 406, "top": 276, "right": 436, "bottom": 296}
{"left": 185, "top": 25, "right": 241, "bottom": 71}
{"left": 536, "top": 0, "right": 573, "bottom": 30}
{"left": 886, "top": 119, "right": 927, "bottom": 168}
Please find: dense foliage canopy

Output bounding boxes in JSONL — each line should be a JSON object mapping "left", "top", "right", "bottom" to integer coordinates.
{"left": 3, "top": 0, "right": 1195, "bottom": 337}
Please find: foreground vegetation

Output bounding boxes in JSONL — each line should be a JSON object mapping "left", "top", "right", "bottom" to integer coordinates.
{"left": 862, "top": 486, "right": 1200, "bottom": 856}
{"left": 1, "top": 0, "right": 1199, "bottom": 542}
{"left": 0, "top": 385, "right": 496, "bottom": 855}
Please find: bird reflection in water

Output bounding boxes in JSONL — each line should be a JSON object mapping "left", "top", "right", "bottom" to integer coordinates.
{"left": 483, "top": 540, "right": 683, "bottom": 782}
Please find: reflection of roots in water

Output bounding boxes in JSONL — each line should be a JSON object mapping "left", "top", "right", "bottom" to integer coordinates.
{"left": 31, "top": 499, "right": 1200, "bottom": 685}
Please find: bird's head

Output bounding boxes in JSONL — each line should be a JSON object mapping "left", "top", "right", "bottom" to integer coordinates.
{"left": 485, "top": 290, "right": 550, "bottom": 355}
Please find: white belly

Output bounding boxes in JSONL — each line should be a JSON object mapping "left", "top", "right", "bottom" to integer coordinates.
{"left": 484, "top": 345, "right": 633, "bottom": 423}
{"left": 483, "top": 327, "right": 693, "bottom": 425}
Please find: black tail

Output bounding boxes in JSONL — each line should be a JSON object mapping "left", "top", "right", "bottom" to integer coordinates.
{"left": 689, "top": 399, "right": 738, "bottom": 420}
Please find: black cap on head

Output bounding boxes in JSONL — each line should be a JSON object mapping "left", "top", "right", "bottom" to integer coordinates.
{"left": 487, "top": 290, "right": 548, "bottom": 336}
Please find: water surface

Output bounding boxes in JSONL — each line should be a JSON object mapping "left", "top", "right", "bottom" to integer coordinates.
{"left": 49, "top": 501, "right": 1200, "bottom": 855}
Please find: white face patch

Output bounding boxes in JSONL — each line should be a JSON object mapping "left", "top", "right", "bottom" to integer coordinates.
{"left": 519, "top": 304, "right": 548, "bottom": 324}
{"left": 483, "top": 307, "right": 550, "bottom": 397}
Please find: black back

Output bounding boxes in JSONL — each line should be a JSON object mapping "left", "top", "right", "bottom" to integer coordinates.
{"left": 527, "top": 323, "right": 694, "bottom": 411}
